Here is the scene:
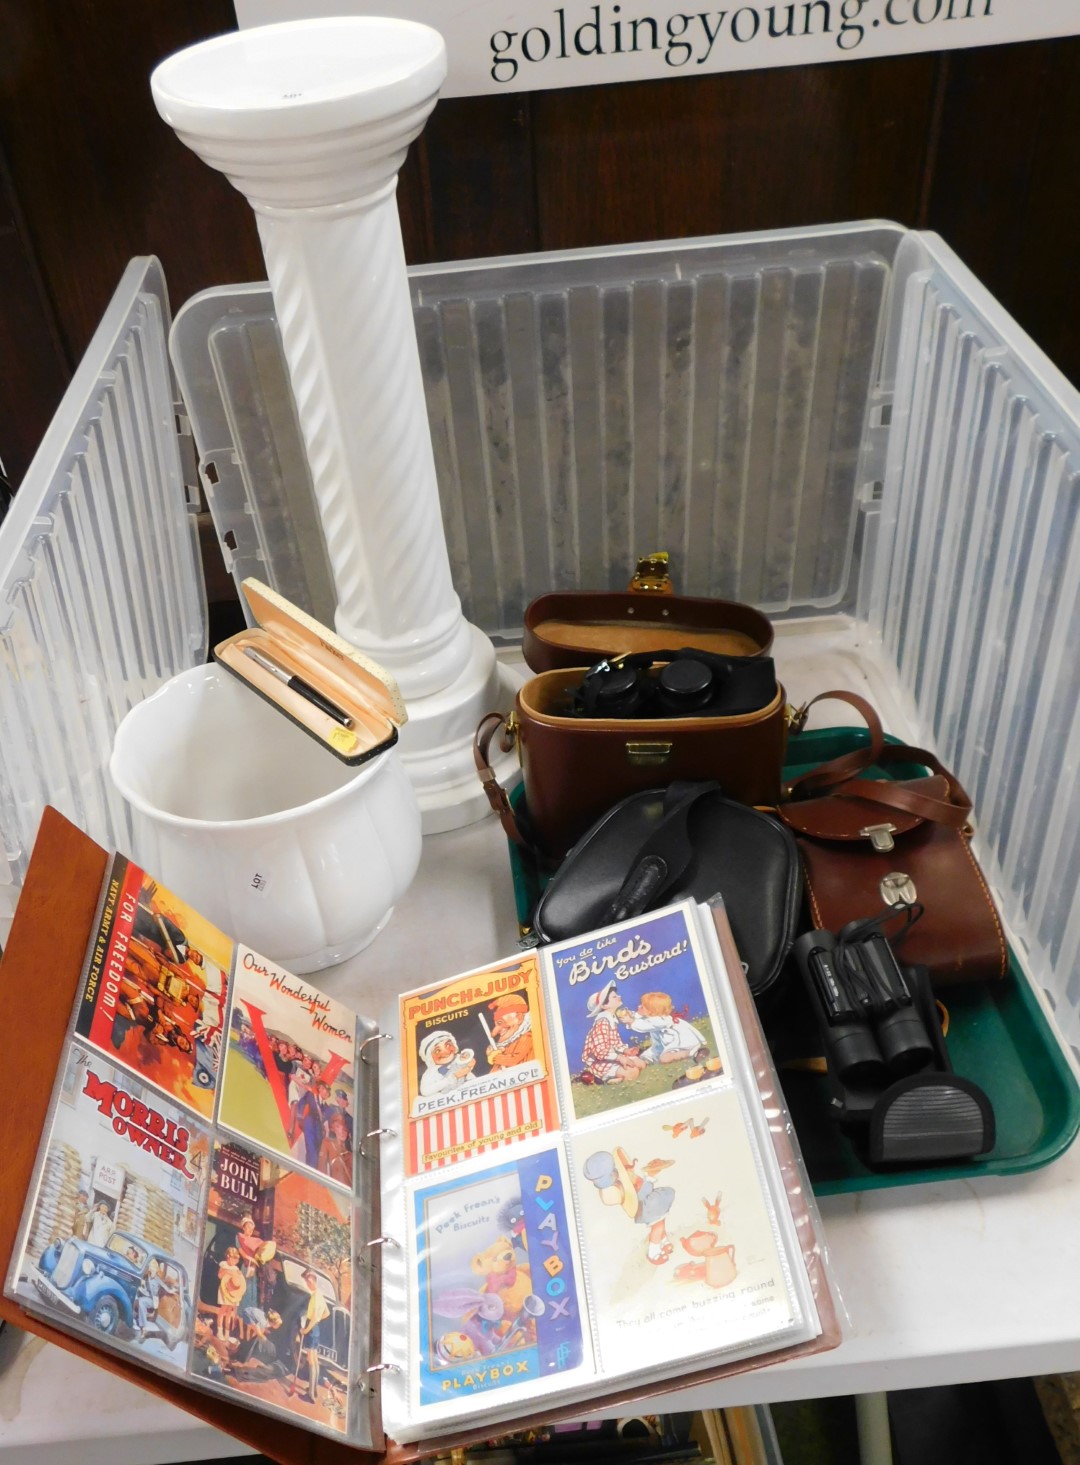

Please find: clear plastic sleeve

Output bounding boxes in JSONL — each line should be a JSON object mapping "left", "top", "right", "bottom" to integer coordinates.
{"left": 373, "top": 900, "right": 842, "bottom": 1455}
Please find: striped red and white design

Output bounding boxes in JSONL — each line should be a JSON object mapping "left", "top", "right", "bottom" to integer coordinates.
{"left": 409, "top": 1080, "right": 556, "bottom": 1172}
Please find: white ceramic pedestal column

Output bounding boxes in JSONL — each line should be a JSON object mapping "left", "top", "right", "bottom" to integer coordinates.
{"left": 151, "top": 18, "right": 518, "bottom": 832}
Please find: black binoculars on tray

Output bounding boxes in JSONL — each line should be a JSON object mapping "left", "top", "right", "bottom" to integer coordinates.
{"left": 570, "top": 648, "right": 777, "bottom": 720}
{"left": 792, "top": 917, "right": 995, "bottom": 1167}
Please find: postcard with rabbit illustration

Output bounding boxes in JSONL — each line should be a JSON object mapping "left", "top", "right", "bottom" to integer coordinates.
{"left": 569, "top": 1089, "right": 802, "bottom": 1376}
{"left": 543, "top": 905, "right": 730, "bottom": 1123}
{"left": 412, "top": 1145, "right": 591, "bottom": 1413}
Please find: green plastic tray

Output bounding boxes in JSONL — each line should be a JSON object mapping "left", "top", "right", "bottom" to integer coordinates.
{"left": 506, "top": 727, "right": 1080, "bottom": 1194}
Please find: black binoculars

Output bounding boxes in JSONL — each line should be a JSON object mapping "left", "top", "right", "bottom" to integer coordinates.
{"left": 792, "top": 925, "right": 935, "bottom": 1086}
{"left": 571, "top": 649, "right": 777, "bottom": 720}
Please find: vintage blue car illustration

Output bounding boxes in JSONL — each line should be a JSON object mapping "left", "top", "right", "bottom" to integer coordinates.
{"left": 34, "top": 1229, "right": 190, "bottom": 1350}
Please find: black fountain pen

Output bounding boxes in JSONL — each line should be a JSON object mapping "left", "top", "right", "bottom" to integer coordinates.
{"left": 243, "top": 645, "right": 353, "bottom": 728}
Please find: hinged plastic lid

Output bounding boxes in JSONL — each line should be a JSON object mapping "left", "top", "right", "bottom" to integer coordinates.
{"left": 0, "top": 256, "right": 206, "bottom": 933}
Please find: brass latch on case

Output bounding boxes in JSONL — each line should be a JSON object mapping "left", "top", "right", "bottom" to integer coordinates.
{"left": 628, "top": 550, "right": 674, "bottom": 594}
{"left": 626, "top": 740, "right": 673, "bottom": 766}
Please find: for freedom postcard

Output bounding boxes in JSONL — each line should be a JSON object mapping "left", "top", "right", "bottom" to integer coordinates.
{"left": 569, "top": 1089, "right": 804, "bottom": 1376}
{"left": 218, "top": 948, "right": 356, "bottom": 1189}
{"left": 400, "top": 955, "right": 559, "bottom": 1175}
{"left": 413, "top": 1145, "right": 590, "bottom": 1413}
{"left": 543, "top": 905, "right": 729, "bottom": 1124}
{"left": 74, "top": 855, "right": 231, "bottom": 1118}
{"left": 12, "top": 1044, "right": 209, "bottom": 1371}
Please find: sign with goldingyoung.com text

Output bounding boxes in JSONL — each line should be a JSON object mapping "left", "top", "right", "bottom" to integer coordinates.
{"left": 235, "top": 0, "right": 1080, "bottom": 98}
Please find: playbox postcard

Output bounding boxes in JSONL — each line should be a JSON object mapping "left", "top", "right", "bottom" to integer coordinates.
{"left": 412, "top": 1145, "right": 590, "bottom": 1411}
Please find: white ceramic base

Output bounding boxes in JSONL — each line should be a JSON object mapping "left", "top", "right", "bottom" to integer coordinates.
{"left": 396, "top": 631, "right": 523, "bottom": 833}
{"left": 288, "top": 904, "right": 394, "bottom": 974}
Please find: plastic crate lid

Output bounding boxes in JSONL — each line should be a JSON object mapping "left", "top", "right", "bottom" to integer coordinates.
{"left": 0, "top": 256, "right": 206, "bottom": 935}
{"left": 170, "top": 222, "right": 905, "bottom": 638}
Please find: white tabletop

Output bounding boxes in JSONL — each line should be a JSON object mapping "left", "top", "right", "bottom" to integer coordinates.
{"left": 3, "top": 622, "right": 1078, "bottom": 1463}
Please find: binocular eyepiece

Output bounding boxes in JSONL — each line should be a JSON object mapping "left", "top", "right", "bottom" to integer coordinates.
{"left": 572, "top": 650, "right": 776, "bottom": 720}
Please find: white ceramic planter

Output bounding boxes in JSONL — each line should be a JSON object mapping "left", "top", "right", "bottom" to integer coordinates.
{"left": 109, "top": 664, "right": 422, "bottom": 973}
{"left": 150, "top": 18, "right": 519, "bottom": 832}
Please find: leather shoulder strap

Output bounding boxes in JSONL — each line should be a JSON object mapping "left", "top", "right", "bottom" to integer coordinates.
{"left": 785, "top": 692, "right": 973, "bottom": 826}
{"left": 786, "top": 691, "right": 886, "bottom": 795}
{"left": 473, "top": 713, "right": 529, "bottom": 847}
{"left": 606, "top": 781, "right": 721, "bottom": 922}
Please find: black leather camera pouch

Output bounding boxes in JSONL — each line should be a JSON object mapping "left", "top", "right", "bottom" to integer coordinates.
{"left": 532, "top": 781, "right": 802, "bottom": 1012}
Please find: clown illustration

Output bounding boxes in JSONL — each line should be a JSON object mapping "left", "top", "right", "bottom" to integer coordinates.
{"left": 484, "top": 993, "right": 535, "bottom": 1071}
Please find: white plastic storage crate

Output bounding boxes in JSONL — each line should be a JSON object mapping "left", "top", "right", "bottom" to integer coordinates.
{"left": 3, "top": 222, "right": 1079, "bottom": 1062}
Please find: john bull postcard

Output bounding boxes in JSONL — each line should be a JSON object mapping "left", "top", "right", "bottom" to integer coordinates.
{"left": 192, "top": 1137, "right": 354, "bottom": 1435}
{"left": 400, "top": 954, "right": 559, "bottom": 1175}
{"left": 11, "top": 1044, "right": 209, "bottom": 1371}
{"left": 413, "top": 1145, "right": 590, "bottom": 1414}
{"left": 218, "top": 948, "right": 356, "bottom": 1190}
{"left": 543, "top": 905, "right": 730, "bottom": 1123}
{"left": 74, "top": 855, "right": 231, "bottom": 1118}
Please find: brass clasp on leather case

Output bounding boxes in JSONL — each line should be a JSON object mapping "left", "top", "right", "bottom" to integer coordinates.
{"left": 625, "top": 740, "right": 673, "bottom": 766}
{"left": 628, "top": 550, "right": 674, "bottom": 593}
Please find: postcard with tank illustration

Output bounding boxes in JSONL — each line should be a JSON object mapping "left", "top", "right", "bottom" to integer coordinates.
{"left": 217, "top": 947, "right": 356, "bottom": 1190}
{"left": 9, "top": 1042, "right": 209, "bottom": 1372}
{"left": 412, "top": 1143, "right": 591, "bottom": 1415}
{"left": 191, "top": 1135, "right": 354, "bottom": 1435}
{"left": 400, "top": 954, "right": 559, "bottom": 1175}
{"left": 568, "top": 1087, "right": 808, "bottom": 1376}
{"left": 542, "top": 905, "right": 730, "bottom": 1124}
{"left": 73, "top": 854, "right": 232, "bottom": 1119}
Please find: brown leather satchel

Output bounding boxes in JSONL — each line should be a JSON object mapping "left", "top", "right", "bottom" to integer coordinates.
{"left": 777, "top": 691, "right": 1007, "bottom": 987}
{"left": 476, "top": 670, "right": 788, "bottom": 860}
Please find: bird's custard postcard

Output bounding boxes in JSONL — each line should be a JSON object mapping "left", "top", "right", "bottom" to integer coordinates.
{"left": 543, "top": 906, "right": 730, "bottom": 1124}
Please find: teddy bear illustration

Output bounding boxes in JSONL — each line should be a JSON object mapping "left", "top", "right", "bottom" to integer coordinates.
{"left": 471, "top": 1235, "right": 534, "bottom": 1323}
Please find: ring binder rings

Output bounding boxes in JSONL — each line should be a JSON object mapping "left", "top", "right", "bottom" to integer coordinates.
{"left": 0, "top": 809, "right": 839, "bottom": 1465}
{"left": 360, "top": 1033, "right": 392, "bottom": 1062}
{"left": 358, "top": 1236, "right": 399, "bottom": 1270}
{"left": 360, "top": 1127, "right": 396, "bottom": 1157}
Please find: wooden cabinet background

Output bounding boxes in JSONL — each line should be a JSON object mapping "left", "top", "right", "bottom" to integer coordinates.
{"left": 1, "top": 1, "right": 1077, "bottom": 600}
